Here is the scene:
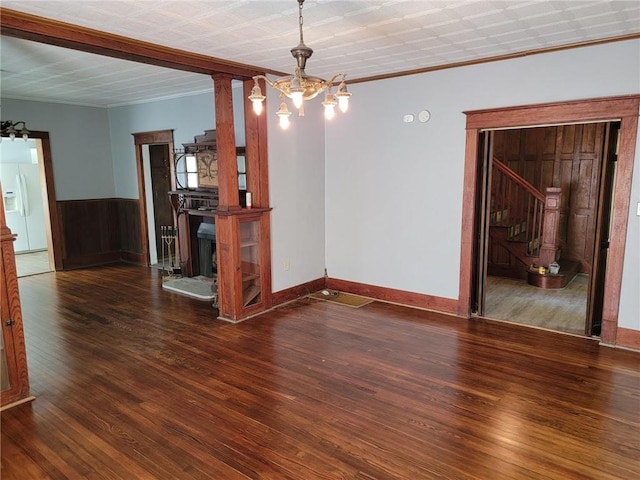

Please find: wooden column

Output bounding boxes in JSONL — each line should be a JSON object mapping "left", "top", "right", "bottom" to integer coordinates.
{"left": 243, "top": 77, "right": 269, "bottom": 208}
{"left": 214, "top": 76, "right": 273, "bottom": 322}
{"left": 539, "top": 187, "right": 562, "bottom": 267}
{"left": 213, "top": 74, "right": 240, "bottom": 211}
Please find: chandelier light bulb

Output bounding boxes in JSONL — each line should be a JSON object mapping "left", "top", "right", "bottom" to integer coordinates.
{"left": 290, "top": 75, "right": 304, "bottom": 109}
{"left": 252, "top": 99, "right": 263, "bottom": 115}
{"left": 276, "top": 101, "right": 292, "bottom": 130}
{"left": 338, "top": 96, "right": 349, "bottom": 113}
{"left": 324, "top": 105, "right": 336, "bottom": 120}
{"left": 248, "top": 81, "right": 266, "bottom": 115}
{"left": 291, "top": 91, "right": 304, "bottom": 109}
{"left": 336, "top": 82, "right": 352, "bottom": 113}
{"left": 322, "top": 92, "right": 337, "bottom": 120}
{"left": 279, "top": 115, "right": 291, "bottom": 130}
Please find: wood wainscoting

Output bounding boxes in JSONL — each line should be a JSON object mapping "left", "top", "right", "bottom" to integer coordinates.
{"left": 57, "top": 198, "right": 143, "bottom": 269}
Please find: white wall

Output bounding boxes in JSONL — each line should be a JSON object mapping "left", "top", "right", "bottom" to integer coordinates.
{"left": 1, "top": 98, "right": 114, "bottom": 200}
{"left": 267, "top": 94, "right": 326, "bottom": 293}
{"left": 3, "top": 40, "right": 638, "bottom": 332}
{"left": 325, "top": 39, "right": 640, "bottom": 329}
{"left": 109, "top": 91, "right": 214, "bottom": 199}
{"left": 108, "top": 85, "right": 246, "bottom": 199}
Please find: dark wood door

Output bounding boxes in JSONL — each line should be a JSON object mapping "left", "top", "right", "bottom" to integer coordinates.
{"left": 553, "top": 124, "right": 605, "bottom": 274}
{"left": 471, "top": 131, "right": 492, "bottom": 315}
{"left": 587, "top": 122, "right": 619, "bottom": 336}
{"left": 149, "top": 144, "right": 173, "bottom": 261}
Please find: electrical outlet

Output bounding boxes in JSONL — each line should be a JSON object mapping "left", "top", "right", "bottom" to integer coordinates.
{"left": 284, "top": 260, "right": 290, "bottom": 271}
{"left": 637, "top": 202, "right": 640, "bottom": 216}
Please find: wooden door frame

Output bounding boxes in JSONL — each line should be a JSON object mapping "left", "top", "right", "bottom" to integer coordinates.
{"left": 458, "top": 95, "right": 640, "bottom": 345}
{"left": 1, "top": 131, "right": 62, "bottom": 271}
{"left": 133, "top": 130, "right": 175, "bottom": 266}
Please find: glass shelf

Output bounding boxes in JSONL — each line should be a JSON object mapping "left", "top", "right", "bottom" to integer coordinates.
{"left": 239, "top": 219, "right": 261, "bottom": 308}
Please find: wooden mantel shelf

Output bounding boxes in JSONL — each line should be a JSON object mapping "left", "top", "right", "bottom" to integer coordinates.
{"left": 169, "top": 189, "right": 270, "bottom": 218}
{"left": 169, "top": 189, "right": 219, "bottom": 215}
{"left": 215, "top": 207, "right": 272, "bottom": 217}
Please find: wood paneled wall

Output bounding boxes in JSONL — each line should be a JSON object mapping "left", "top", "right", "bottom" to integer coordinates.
{"left": 57, "top": 198, "right": 143, "bottom": 269}
{"left": 492, "top": 123, "right": 605, "bottom": 273}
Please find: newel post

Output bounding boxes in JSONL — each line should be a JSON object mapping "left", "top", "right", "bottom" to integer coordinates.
{"left": 539, "top": 187, "right": 562, "bottom": 267}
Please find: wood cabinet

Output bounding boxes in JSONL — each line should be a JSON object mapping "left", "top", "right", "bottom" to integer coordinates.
{"left": 215, "top": 208, "right": 271, "bottom": 322}
{"left": 0, "top": 194, "right": 32, "bottom": 409}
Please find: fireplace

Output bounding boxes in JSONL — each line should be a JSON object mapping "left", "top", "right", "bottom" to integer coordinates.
{"left": 197, "top": 222, "right": 216, "bottom": 278}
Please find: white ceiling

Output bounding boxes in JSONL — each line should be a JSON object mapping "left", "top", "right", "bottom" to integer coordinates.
{"left": 1, "top": 1, "right": 639, "bottom": 107}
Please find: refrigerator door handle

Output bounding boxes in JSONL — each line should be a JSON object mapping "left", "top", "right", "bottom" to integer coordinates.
{"left": 16, "top": 173, "right": 30, "bottom": 217}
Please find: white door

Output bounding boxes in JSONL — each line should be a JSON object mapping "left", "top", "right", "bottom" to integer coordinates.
{"left": 19, "top": 163, "right": 47, "bottom": 251}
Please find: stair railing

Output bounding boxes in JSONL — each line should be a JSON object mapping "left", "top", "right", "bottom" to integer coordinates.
{"left": 491, "top": 158, "right": 548, "bottom": 258}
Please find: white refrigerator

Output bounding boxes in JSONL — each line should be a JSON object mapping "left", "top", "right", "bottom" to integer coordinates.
{"left": 0, "top": 162, "right": 48, "bottom": 253}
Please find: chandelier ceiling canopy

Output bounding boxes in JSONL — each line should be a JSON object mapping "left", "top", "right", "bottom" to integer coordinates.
{"left": 248, "top": 0, "right": 352, "bottom": 130}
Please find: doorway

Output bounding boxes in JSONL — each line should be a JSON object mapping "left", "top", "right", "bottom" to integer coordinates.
{"left": 142, "top": 144, "right": 173, "bottom": 266}
{"left": 133, "top": 130, "right": 176, "bottom": 268}
{"left": 0, "top": 136, "right": 56, "bottom": 277}
{"left": 459, "top": 95, "right": 639, "bottom": 346}
{"left": 473, "top": 122, "right": 619, "bottom": 336}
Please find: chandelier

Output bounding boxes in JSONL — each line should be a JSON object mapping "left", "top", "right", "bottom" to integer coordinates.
{"left": 248, "top": 0, "right": 352, "bottom": 130}
{"left": 1, "top": 120, "right": 30, "bottom": 141}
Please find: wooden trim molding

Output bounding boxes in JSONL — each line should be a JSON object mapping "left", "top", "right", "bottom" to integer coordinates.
{"left": 274, "top": 276, "right": 459, "bottom": 318}
{"left": 460, "top": 95, "right": 640, "bottom": 347}
{"left": 327, "top": 278, "right": 459, "bottom": 316}
{"left": 271, "top": 277, "right": 327, "bottom": 307}
{"left": 5, "top": 131, "right": 63, "bottom": 271}
{"left": 350, "top": 34, "right": 640, "bottom": 86}
{"left": 465, "top": 95, "right": 640, "bottom": 130}
{"left": 133, "top": 130, "right": 175, "bottom": 266}
{"left": 0, "top": 7, "right": 270, "bottom": 79}
{"left": 133, "top": 130, "right": 174, "bottom": 146}
{"left": 614, "top": 328, "right": 640, "bottom": 351}
{"left": 457, "top": 128, "right": 481, "bottom": 317}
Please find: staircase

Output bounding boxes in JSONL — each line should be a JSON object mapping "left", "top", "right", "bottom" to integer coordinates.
{"left": 488, "top": 158, "right": 577, "bottom": 288}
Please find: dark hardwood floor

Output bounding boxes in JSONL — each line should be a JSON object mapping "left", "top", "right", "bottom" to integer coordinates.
{"left": 2, "top": 264, "right": 639, "bottom": 479}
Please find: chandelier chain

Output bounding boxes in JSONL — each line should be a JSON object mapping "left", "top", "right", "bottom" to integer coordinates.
{"left": 298, "top": 0, "right": 305, "bottom": 45}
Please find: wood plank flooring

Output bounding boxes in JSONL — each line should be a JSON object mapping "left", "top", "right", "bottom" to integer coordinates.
{"left": 485, "top": 274, "right": 588, "bottom": 335}
{"left": 14, "top": 251, "right": 52, "bottom": 278}
{"left": 2, "top": 264, "right": 639, "bottom": 479}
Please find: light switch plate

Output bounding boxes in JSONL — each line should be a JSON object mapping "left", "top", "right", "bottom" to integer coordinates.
{"left": 636, "top": 202, "right": 640, "bottom": 216}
